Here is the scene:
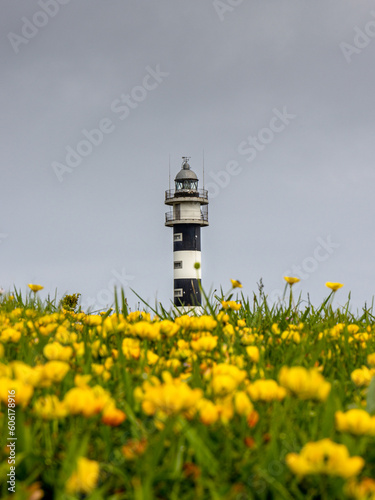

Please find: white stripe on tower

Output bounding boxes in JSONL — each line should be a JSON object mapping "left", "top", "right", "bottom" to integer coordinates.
{"left": 173, "top": 251, "right": 201, "bottom": 280}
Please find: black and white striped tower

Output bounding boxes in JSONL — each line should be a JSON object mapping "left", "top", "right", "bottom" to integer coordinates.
{"left": 165, "top": 157, "right": 209, "bottom": 308}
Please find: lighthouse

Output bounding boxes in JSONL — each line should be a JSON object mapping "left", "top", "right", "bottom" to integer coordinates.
{"left": 165, "top": 157, "right": 209, "bottom": 308}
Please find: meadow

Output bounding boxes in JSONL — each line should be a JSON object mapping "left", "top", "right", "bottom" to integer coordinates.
{"left": 1, "top": 279, "right": 375, "bottom": 500}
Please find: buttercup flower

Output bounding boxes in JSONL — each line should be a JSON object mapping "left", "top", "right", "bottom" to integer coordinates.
{"left": 351, "top": 366, "right": 375, "bottom": 387}
{"left": 231, "top": 279, "right": 242, "bottom": 289}
{"left": 234, "top": 391, "right": 253, "bottom": 416}
{"left": 278, "top": 366, "right": 331, "bottom": 401}
{"left": 0, "top": 378, "right": 34, "bottom": 407}
{"left": 286, "top": 439, "right": 364, "bottom": 479}
{"left": 197, "top": 399, "right": 220, "bottom": 425}
{"left": 28, "top": 284, "right": 44, "bottom": 292}
{"left": 284, "top": 277, "right": 300, "bottom": 285}
{"left": 135, "top": 372, "right": 203, "bottom": 418}
{"left": 122, "top": 439, "right": 148, "bottom": 460}
{"left": 335, "top": 409, "right": 375, "bottom": 436}
{"left": 246, "top": 346, "right": 260, "bottom": 363}
{"left": 345, "top": 478, "right": 375, "bottom": 499}
{"left": 65, "top": 457, "right": 99, "bottom": 495}
{"left": 221, "top": 301, "right": 241, "bottom": 311}
{"left": 34, "top": 395, "right": 67, "bottom": 420}
{"left": 247, "top": 379, "right": 286, "bottom": 402}
{"left": 101, "top": 404, "right": 127, "bottom": 426}
{"left": 325, "top": 282, "right": 344, "bottom": 292}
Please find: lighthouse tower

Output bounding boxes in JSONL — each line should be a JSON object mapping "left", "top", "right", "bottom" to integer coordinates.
{"left": 165, "top": 157, "right": 209, "bottom": 308}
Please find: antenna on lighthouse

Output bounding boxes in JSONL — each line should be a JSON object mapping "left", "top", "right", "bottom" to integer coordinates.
{"left": 203, "top": 149, "right": 205, "bottom": 190}
{"left": 169, "top": 154, "right": 171, "bottom": 191}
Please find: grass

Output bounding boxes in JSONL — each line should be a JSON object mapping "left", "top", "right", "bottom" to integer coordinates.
{"left": 0, "top": 283, "right": 375, "bottom": 499}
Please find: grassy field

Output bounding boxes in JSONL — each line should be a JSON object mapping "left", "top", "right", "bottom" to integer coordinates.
{"left": 1, "top": 280, "right": 375, "bottom": 499}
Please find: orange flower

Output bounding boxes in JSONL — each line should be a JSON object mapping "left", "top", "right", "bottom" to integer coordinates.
{"left": 101, "top": 406, "right": 126, "bottom": 426}
{"left": 122, "top": 439, "right": 148, "bottom": 460}
{"left": 247, "top": 410, "right": 259, "bottom": 428}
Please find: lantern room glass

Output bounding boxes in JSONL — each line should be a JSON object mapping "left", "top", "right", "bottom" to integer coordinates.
{"left": 175, "top": 180, "right": 198, "bottom": 191}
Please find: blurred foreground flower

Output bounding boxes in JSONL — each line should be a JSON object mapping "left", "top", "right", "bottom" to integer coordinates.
{"left": 325, "top": 282, "right": 344, "bottom": 292}
{"left": 335, "top": 408, "right": 375, "bottom": 436}
{"left": 284, "top": 277, "right": 300, "bottom": 286}
{"left": 278, "top": 366, "right": 331, "bottom": 401}
{"left": 65, "top": 457, "right": 99, "bottom": 495}
{"left": 135, "top": 371, "right": 203, "bottom": 418}
{"left": 345, "top": 478, "right": 375, "bottom": 499}
{"left": 286, "top": 439, "right": 364, "bottom": 478}
{"left": 28, "top": 284, "right": 44, "bottom": 293}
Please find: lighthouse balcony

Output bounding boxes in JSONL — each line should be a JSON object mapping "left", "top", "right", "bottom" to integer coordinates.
{"left": 165, "top": 189, "right": 209, "bottom": 206}
{"left": 165, "top": 209, "right": 209, "bottom": 227}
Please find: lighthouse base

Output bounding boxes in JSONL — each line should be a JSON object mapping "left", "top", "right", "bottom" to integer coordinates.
{"left": 174, "top": 306, "right": 204, "bottom": 316}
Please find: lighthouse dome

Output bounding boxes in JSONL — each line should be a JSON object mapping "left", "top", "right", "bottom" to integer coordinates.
{"left": 175, "top": 158, "right": 198, "bottom": 181}
{"left": 174, "top": 158, "right": 199, "bottom": 192}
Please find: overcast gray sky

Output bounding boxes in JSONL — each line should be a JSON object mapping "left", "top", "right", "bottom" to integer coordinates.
{"left": 1, "top": 0, "right": 375, "bottom": 311}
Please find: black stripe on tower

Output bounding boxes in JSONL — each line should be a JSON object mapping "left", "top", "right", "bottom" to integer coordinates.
{"left": 173, "top": 224, "right": 201, "bottom": 251}
{"left": 174, "top": 278, "right": 201, "bottom": 306}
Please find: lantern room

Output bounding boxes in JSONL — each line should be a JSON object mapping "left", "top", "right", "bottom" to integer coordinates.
{"left": 174, "top": 157, "right": 198, "bottom": 193}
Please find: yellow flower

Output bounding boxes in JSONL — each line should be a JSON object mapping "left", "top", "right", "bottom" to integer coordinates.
{"left": 191, "top": 335, "right": 218, "bottom": 352}
{"left": 10, "top": 361, "right": 41, "bottom": 387}
{"left": 159, "top": 320, "right": 180, "bottom": 337}
{"left": 335, "top": 409, "right": 375, "bottom": 436}
{"left": 230, "top": 279, "right": 242, "bottom": 289}
{"left": 34, "top": 395, "right": 67, "bottom": 420}
{"left": 129, "top": 321, "right": 161, "bottom": 341}
{"left": 325, "top": 282, "right": 344, "bottom": 292}
{"left": 83, "top": 315, "right": 102, "bottom": 326}
{"left": 74, "top": 374, "right": 92, "bottom": 387}
{"left": 0, "top": 327, "right": 21, "bottom": 343}
{"left": 211, "top": 364, "right": 247, "bottom": 396}
{"left": 271, "top": 323, "right": 281, "bottom": 335}
{"left": 136, "top": 372, "right": 203, "bottom": 418}
{"left": 63, "top": 385, "right": 113, "bottom": 417}
{"left": 345, "top": 478, "right": 375, "bottom": 500}
{"left": 286, "top": 439, "right": 364, "bottom": 479}
{"left": 190, "top": 316, "right": 218, "bottom": 331}
{"left": 278, "top": 366, "right": 331, "bottom": 401}
{"left": 197, "top": 399, "right": 219, "bottom": 425}
{"left": 367, "top": 353, "right": 375, "bottom": 367}
{"left": 0, "top": 378, "right": 34, "bottom": 407}
{"left": 247, "top": 379, "right": 287, "bottom": 402}
{"left": 351, "top": 366, "right": 375, "bottom": 387}
{"left": 122, "top": 338, "right": 141, "bottom": 359}
{"left": 221, "top": 301, "right": 241, "bottom": 311}
{"left": 145, "top": 350, "right": 159, "bottom": 365}
{"left": 43, "top": 342, "right": 73, "bottom": 361}
{"left": 284, "top": 277, "right": 300, "bottom": 285}
{"left": 234, "top": 391, "right": 253, "bottom": 416}
{"left": 65, "top": 457, "right": 99, "bottom": 495}
{"left": 28, "top": 284, "right": 44, "bottom": 292}
{"left": 246, "top": 346, "right": 260, "bottom": 363}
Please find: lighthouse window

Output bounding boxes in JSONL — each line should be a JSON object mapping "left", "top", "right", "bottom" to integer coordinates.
{"left": 174, "top": 288, "right": 183, "bottom": 297}
{"left": 174, "top": 261, "right": 183, "bottom": 269}
{"left": 174, "top": 233, "right": 183, "bottom": 242}
{"left": 175, "top": 180, "right": 198, "bottom": 191}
